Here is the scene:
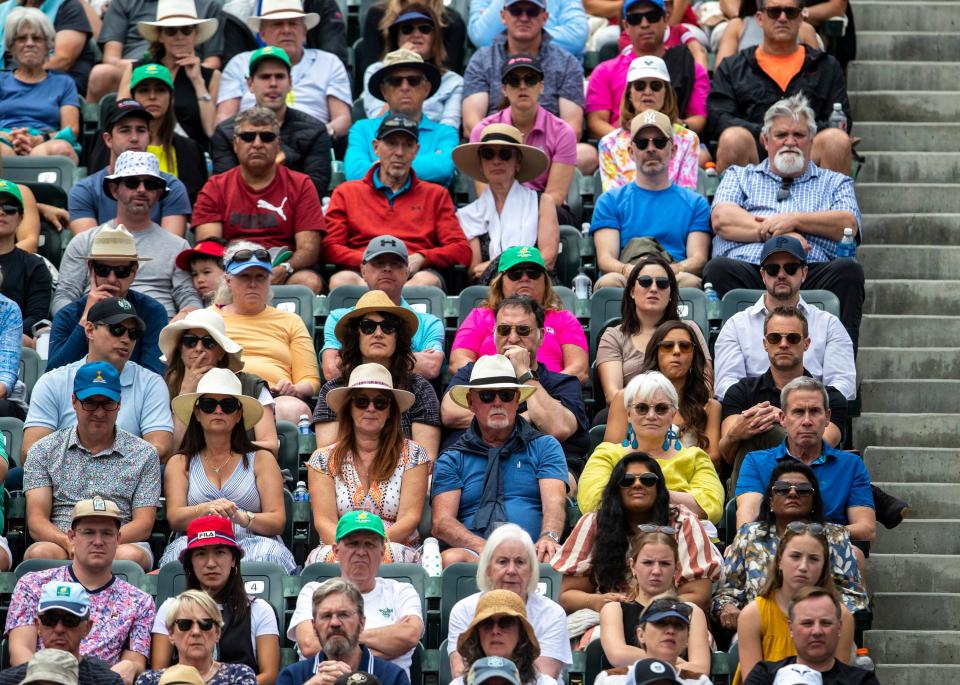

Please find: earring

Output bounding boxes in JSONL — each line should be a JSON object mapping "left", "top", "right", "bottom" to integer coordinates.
{"left": 622, "top": 424, "right": 638, "bottom": 449}
{"left": 662, "top": 426, "right": 682, "bottom": 451}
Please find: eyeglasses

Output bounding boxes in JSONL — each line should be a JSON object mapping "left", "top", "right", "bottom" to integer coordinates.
{"left": 772, "top": 481, "right": 816, "bottom": 497}
{"left": 785, "top": 521, "right": 826, "bottom": 536}
{"left": 495, "top": 323, "right": 534, "bottom": 337}
{"left": 625, "top": 8, "right": 664, "bottom": 24}
{"left": 476, "top": 389, "right": 519, "bottom": 403}
{"left": 39, "top": 612, "right": 84, "bottom": 628}
{"left": 761, "top": 262, "right": 803, "bottom": 277}
{"left": 398, "top": 22, "right": 433, "bottom": 34}
{"left": 618, "top": 472, "right": 659, "bottom": 488}
{"left": 764, "top": 6, "right": 802, "bottom": 19}
{"left": 358, "top": 318, "right": 399, "bottom": 335}
{"left": 236, "top": 130, "right": 278, "bottom": 143}
{"left": 506, "top": 4, "right": 542, "bottom": 17}
{"left": 78, "top": 398, "right": 120, "bottom": 412}
{"left": 161, "top": 25, "right": 197, "bottom": 36}
{"left": 777, "top": 177, "right": 794, "bottom": 201}
{"left": 196, "top": 397, "right": 242, "bottom": 414}
{"left": 384, "top": 74, "right": 425, "bottom": 88}
{"left": 181, "top": 334, "right": 218, "bottom": 349}
{"left": 91, "top": 262, "right": 135, "bottom": 279}
{"left": 644, "top": 598, "right": 693, "bottom": 617}
{"left": 480, "top": 147, "right": 516, "bottom": 162}
{"left": 504, "top": 267, "right": 543, "bottom": 281}
{"left": 637, "top": 523, "right": 677, "bottom": 534}
{"left": 764, "top": 332, "right": 803, "bottom": 345}
{"left": 352, "top": 395, "right": 392, "bottom": 411}
{"left": 503, "top": 74, "right": 542, "bottom": 88}
{"left": 0, "top": 203, "right": 22, "bottom": 215}
{"left": 174, "top": 618, "right": 217, "bottom": 632}
{"left": 230, "top": 248, "right": 271, "bottom": 265}
{"left": 95, "top": 322, "right": 143, "bottom": 340}
{"left": 316, "top": 610, "right": 358, "bottom": 623}
{"left": 119, "top": 176, "right": 166, "bottom": 191}
{"left": 632, "top": 79, "right": 665, "bottom": 93}
{"left": 657, "top": 340, "right": 693, "bottom": 353}
{"left": 634, "top": 136, "right": 669, "bottom": 151}
{"left": 636, "top": 275, "right": 670, "bottom": 290}
{"left": 480, "top": 616, "right": 518, "bottom": 630}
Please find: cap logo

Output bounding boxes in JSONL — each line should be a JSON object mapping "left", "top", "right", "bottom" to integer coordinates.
{"left": 381, "top": 239, "right": 397, "bottom": 246}
{"left": 650, "top": 663, "right": 666, "bottom": 674}
{"left": 487, "top": 657, "right": 505, "bottom": 667}
{"left": 93, "top": 496, "right": 106, "bottom": 510}
{"left": 118, "top": 298, "right": 132, "bottom": 310}
{"left": 642, "top": 111, "right": 658, "bottom": 124}
{"left": 358, "top": 512, "right": 370, "bottom": 521}
{"left": 56, "top": 586, "right": 71, "bottom": 597}
{"left": 196, "top": 530, "right": 217, "bottom": 539}
{"left": 347, "top": 675, "right": 366, "bottom": 685}
{"left": 93, "top": 370, "right": 105, "bottom": 384}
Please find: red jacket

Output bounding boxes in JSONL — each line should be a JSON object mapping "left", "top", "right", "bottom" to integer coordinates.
{"left": 322, "top": 165, "right": 471, "bottom": 270}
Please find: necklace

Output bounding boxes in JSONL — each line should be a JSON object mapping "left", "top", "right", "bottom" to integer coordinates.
{"left": 202, "top": 662, "right": 220, "bottom": 682}
{"left": 202, "top": 451, "right": 235, "bottom": 474}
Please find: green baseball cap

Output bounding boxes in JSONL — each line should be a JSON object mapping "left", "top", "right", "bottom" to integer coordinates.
{"left": 498, "top": 245, "right": 546, "bottom": 273}
{"left": 0, "top": 179, "right": 23, "bottom": 209}
{"left": 130, "top": 63, "right": 174, "bottom": 92}
{"left": 335, "top": 510, "right": 386, "bottom": 542}
{"left": 249, "top": 46, "right": 291, "bottom": 75}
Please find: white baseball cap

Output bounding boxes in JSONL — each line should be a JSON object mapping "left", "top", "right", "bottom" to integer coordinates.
{"left": 773, "top": 664, "right": 823, "bottom": 685}
{"left": 626, "top": 55, "right": 671, "bottom": 84}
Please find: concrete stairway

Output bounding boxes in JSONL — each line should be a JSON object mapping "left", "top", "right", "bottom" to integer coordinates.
{"left": 849, "top": 1, "right": 960, "bottom": 682}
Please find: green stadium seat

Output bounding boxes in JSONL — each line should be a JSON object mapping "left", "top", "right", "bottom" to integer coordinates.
{"left": 272, "top": 285, "right": 317, "bottom": 338}
{"left": 156, "top": 560, "right": 288, "bottom": 623}
{"left": 457, "top": 285, "right": 490, "bottom": 326}
{"left": 277, "top": 420, "right": 303, "bottom": 484}
{"left": 299, "top": 562, "right": 429, "bottom": 618}
{"left": 0, "top": 418, "right": 23, "bottom": 469}
{"left": 554, "top": 286, "right": 576, "bottom": 313}
{"left": 438, "top": 639, "right": 452, "bottom": 685}
{"left": 13, "top": 559, "right": 145, "bottom": 587}
{"left": 588, "top": 288, "right": 624, "bottom": 355}
{"left": 402, "top": 286, "right": 446, "bottom": 320}
{"left": 352, "top": 96, "right": 366, "bottom": 122}
{"left": 326, "top": 285, "right": 369, "bottom": 313}
{"left": 556, "top": 225, "right": 582, "bottom": 288}
{"left": 19, "top": 346, "right": 42, "bottom": 402}
{"left": 720, "top": 288, "right": 841, "bottom": 325}
{"left": 588, "top": 424, "right": 606, "bottom": 454}
{"left": 677, "top": 287, "right": 710, "bottom": 341}
{"left": 718, "top": 497, "right": 738, "bottom": 549}
{"left": 566, "top": 170, "right": 584, "bottom": 226}
{"left": 1, "top": 156, "right": 78, "bottom": 193}
{"left": 711, "top": 650, "right": 731, "bottom": 678}
{"left": 330, "top": 160, "right": 346, "bottom": 192}
{"left": 584, "top": 637, "right": 611, "bottom": 685}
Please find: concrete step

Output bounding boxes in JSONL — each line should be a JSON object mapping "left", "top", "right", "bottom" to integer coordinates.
{"left": 855, "top": 183, "right": 960, "bottom": 213}
{"left": 855, "top": 151, "right": 960, "bottom": 182}
{"left": 866, "top": 629, "right": 960, "bottom": 663}
{"left": 860, "top": 380, "right": 960, "bottom": 413}
{"left": 857, "top": 31, "right": 960, "bottom": 60}
{"left": 873, "top": 593, "right": 960, "bottom": 630}
{"left": 858, "top": 245, "right": 960, "bottom": 279}
{"left": 849, "top": 62, "right": 960, "bottom": 91}
{"left": 864, "top": 280, "right": 960, "bottom": 316}
{"left": 864, "top": 447, "right": 960, "bottom": 482}
{"left": 860, "top": 314, "right": 960, "bottom": 347}
{"left": 855, "top": 122, "right": 960, "bottom": 151}
{"left": 871, "top": 554, "right": 960, "bottom": 594}
{"left": 873, "top": 482, "right": 960, "bottom": 518}
{"left": 854, "top": 412, "right": 960, "bottom": 448}
{"left": 873, "top": 520, "right": 960, "bottom": 554}
{"left": 875, "top": 664, "right": 960, "bottom": 684}
{"left": 858, "top": 347, "right": 960, "bottom": 380}
{"left": 856, "top": 1, "right": 960, "bottom": 31}
{"left": 862, "top": 213, "right": 960, "bottom": 244}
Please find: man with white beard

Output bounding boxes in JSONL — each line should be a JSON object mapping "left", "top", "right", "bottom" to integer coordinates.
{"left": 704, "top": 94, "right": 865, "bottom": 350}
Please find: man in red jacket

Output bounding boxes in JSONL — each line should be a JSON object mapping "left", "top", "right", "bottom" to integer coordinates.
{"left": 323, "top": 115, "right": 471, "bottom": 291}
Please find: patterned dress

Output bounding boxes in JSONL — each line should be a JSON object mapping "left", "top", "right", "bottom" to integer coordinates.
{"left": 159, "top": 451, "right": 296, "bottom": 573}
{"left": 136, "top": 664, "right": 256, "bottom": 685}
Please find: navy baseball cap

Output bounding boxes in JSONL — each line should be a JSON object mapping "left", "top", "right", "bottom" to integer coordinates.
{"left": 760, "top": 235, "right": 807, "bottom": 264}
{"left": 73, "top": 361, "right": 122, "bottom": 402}
{"left": 376, "top": 115, "right": 419, "bottom": 141}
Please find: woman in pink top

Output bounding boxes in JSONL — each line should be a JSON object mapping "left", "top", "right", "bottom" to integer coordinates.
{"left": 450, "top": 246, "right": 588, "bottom": 382}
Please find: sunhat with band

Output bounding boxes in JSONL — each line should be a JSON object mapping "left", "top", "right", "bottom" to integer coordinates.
{"left": 159, "top": 308, "right": 244, "bottom": 372}
{"left": 325, "top": 363, "right": 415, "bottom": 414}
{"left": 368, "top": 48, "right": 441, "bottom": 100}
{"left": 334, "top": 289, "right": 420, "bottom": 344}
{"left": 452, "top": 124, "right": 549, "bottom": 184}
{"left": 21, "top": 649, "right": 80, "bottom": 685}
{"left": 171, "top": 367, "right": 264, "bottom": 429}
{"left": 84, "top": 224, "right": 152, "bottom": 262}
{"left": 137, "top": 0, "right": 219, "bottom": 44}
{"left": 247, "top": 0, "right": 320, "bottom": 32}
{"left": 448, "top": 354, "right": 537, "bottom": 409}
{"left": 456, "top": 589, "right": 541, "bottom": 654}
{"left": 179, "top": 514, "right": 243, "bottom": 564}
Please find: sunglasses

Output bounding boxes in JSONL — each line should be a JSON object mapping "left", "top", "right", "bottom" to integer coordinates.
{"left": 95, "top": 322, "right": 143, "bottom": 340}
{"left": 636, "top": 275, "right": 670, "bottom": 289}
{"left": 764, "top": 6, "right": 802, "bottom": 19}
{"left": 480, "top": 147, "right": 516, "bottom": 162}
{"left": 503, "top": 74, "right": 542, "bottom": 88}
{"left": 632, "top": 79, "right": 665, "bottom": 93}
{"left": 637, "top": 523, "right": 677, "bottom": 534}
{"left": 658, "top": 340, "right": 693, "bottom": 353}
{"left": 772, "top": 481, "right": 815, "bottom": 497}
{"left": 764, "top": 331, "right": 803, "bottom": 345}
{"left": 786, "top": 521, "right": 826, "bottom": 536}
{"left": 398, "top": 22, "right": 433, "bottom": 34}
{"left": 196, "top": 397, "right": 242, "bottom": 414}
{"left": 777, "top": 177, "right": 794, "bottom": 201}
{"left": 476, "top": 389, "right": 519, "bottom": 403}
{"left": 181, "top": 334, "right": 218, "bottom": 349}
{"left": 0, "top": 203, "right": 22, "bottom": 215}
{"left": 495, "top": 323, "right": 534, "bottom": 337}
{"left": 385, "top": 74, "right": 425, "bottom": 88}
{"left": 236, "top": 130, "right": 278, "bottom": 143}
{"left": 761, "top": 262, "right": 803, "bottom": 277}
{"left": 631, "top": 402, "right": 672, "bottom": 416}
{"left": 625, "top": 8, "right": 664, "bottom": 24}
{"left": 39, "top": 612, "right": 83, "bottom": 628}
{"left": 173, "top": 618, "right": 217, "bottom": 632}
{"left": 161, "top": 25, "right": 196, "bottom": 36}
{"left": 504, "top": 267, "right": 543, "bottom": 281}
{"left": 634, "top": 136, "right": 670, "bottom": 151}
{"left": 480, "top": 616, "right": 518, "bottom": 630}
{"left": 92, "top": 261, "right": 135, "bottom": 279}
{"left": 618, "top": 472, "right": 659, "bottom": 488}
{"left": 358, "top": 318, "right": 399, "bottom": 335}
{"left": 230, "top": 249, "right": 271, "bottom": 265}
{"left": 644, "top": 598, "right": 693, "bottom": 617}
{"left": 119, "top": 176, "right": 166, "bottom": 191}
{"left": 506, "top": 4, "right": 541, "bottom": 17}
{"left": 353, "top": 394, "right": 392, "bottom": 411}
{"left": 79, "top": 398, "right": 120, "bottom": 412}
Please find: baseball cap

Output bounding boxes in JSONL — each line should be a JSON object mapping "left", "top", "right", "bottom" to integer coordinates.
{"left": 0, "top": 179, "right": 23, "bottom": 209}
{"left": 176, "top": 240, "right": 227, "bottom": 271}
{"left": 38, "top": 581, "right": 90, "bottom": 618}
{"left": 105, "top": 98, "right": 153, "bottom": 130}
{"left": 631, "top": 658, "right": 681, "bottom": 685}
{"left": 335, "top": 510, "right": 387, "bottom": 542}
{"left": 376, "top": 114, "right": 419, "bottom": 141}
{"left": 626, "top": 55, "right": 671, "bottom": 84}
{"left": 73, "top": 361, "right": 122, "bottom": 402}
{"left": 335, "top": 673, "right": 381, "bottom": 685}
{"left": 21, "top": 649, "right": 79, "bottom": 685}
{"left": 501, "top": 53, "right": 543, "bottom": 80}
{"left": 760, "top": 235, "right": 807, "bottom": 264}
{"left": 249, "top": 45, "right": 292, "bottom": 74}
{"left": 772, "top": 664, "right": 823, "bottom": 685}
{"left": 466, "top": 657, "right": 521, "bottom": 685}
{"left": 130, "top": 63, "right": 174, "bottom": 92}
{"left": 630, "top": 109, "right": 674, "bottom": 141}
{"left": 363, "top": 235, "right": 409, "bottom": 264}
{"left": 504, "top": 0, "right": 546, "bottom": 8}
{"left": 88, "top": 296, "right": 146, "bottom": 330}
{"left": 498, "top": 245, "right": 546, "bottom": 273}
{"left": 623, "top": 0, "right": 665, "bottom": 15}
{"left": 71, "top": 496, "right": 123, "bottom": 525}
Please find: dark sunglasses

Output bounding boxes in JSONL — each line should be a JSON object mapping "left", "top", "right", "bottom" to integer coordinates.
{"left": 625, "top": 8, "right": 664, "bottom": 24}
{"left": 480, "top": 147, "right": 516, "bottom": 162}
{"left": 632, "top": 79, "right": 665, "bottom": 93}
{"left": 181, "top": 334, "right": 218, "bottom": 349}
{"left": 385, "top": 74, "right": 425, "bottom": 88}
{"left": 764, "top": 6, "right": 802, "bottom": 19}
{"left": 96, "top": 322, "right": 143, "bottom": 340}
{"left": 772, "top": 481, "right": 816, "bottom": 497}
{"left": 632, "top": 402, "right": 672, "bottom": 416}
{"left": 92, "top": 261, "right": 135, "bottom": 279}
{"left": 358, "top": 318, "right": 399, "bottom": 335}
{"left": 476, "top": 389, "right": 519, "bottom": 403}
{"left": 777, "top": 177, "right": 794, "bottom": 201}
{"left": 786, "top": 521, "right": 826, "bottom": 536}
{"left": 39, "top": 612, "right": 83, "bottom": 628}
{"left": 398, "top": 22, "right": 433, "bottom": 34}
{"left": 635, "top": 136, "right": 670, "bottom": 151}
{"left": 636, "top": 275, "right": 670, "bottom": 289}
{"left": 618, "top": 472, "right": 660, "bottom": 488}
{"left": 637, "top": 523, "right": 677, "bottom": 534}
{"left": 79, "top": 398, "right": 119, "bottom": 412}
{"left": 480, "top": 616, "right": 518, "bottom": 629}
{"left": 505, "top": 267, "right": 543, "bottom": 281}
{"left": 119, "top": 176, "right": 166, "bottom": 191}
{"left": 196, "top": 397, "right": 242, "bottom": 414}
{"left": 644, "top": 598, "right": 693, "bottom": 617}
{"left": 761, "top": 262, "right": 803, "bottom": 277}
{"left": 161, "top": 25, "right": 196, "bottom": 36}
{"left": 353, "top": 395, "right": 392, "bottom": 411}
{"left": 230, "top": 249, "right": 271, "bottom": 264}
{"left": 0, "top": 203, "right": 22, "bottom": 215}
{"left": 503, "top": 74, "right": 541, "bottom": 88}
{"left": 506, "top": 4, "right": 541, "bottom": 17}
{"left": 173, "top": 618, "right": 217, "bottom": 632}
{"left": 764, "top": 331, "right": 803, "bottom": 345}
{"left": 658, "top": 340, "right": 693, "bottom": 353}
{"left": 236, "top": 130, "right": 278, "bottom": 143}
{"left": 495, "top": 323, "right": 534, "bottom": 337}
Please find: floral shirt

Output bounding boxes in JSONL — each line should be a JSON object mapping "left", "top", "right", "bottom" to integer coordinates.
{"left": 711, "top": 521, "right": 868, "bottom": 620}
{"left": 136, "top": 664, "right": 256, "bottom": 685}
{"left": 5, "top": 565, "right": 154, "bottom": 662}
{"left": 598, "top": 123, "right": 700, "bottom": 192}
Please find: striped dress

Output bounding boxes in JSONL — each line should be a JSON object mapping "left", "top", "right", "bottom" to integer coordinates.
{"left": 159, "top": 451, "right": 296, "bottom": 573}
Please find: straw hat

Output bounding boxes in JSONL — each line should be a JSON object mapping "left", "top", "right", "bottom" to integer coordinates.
{"left": 452, "top": 124, "right": 549, "bottom": 184}
{"left": 368, "top": 48, "right": 441, "bottom": 100}
{"left": 137, "top": 0, "right": 219, "bottom": 45}
{"left": 326, "top": 363, "right": 415, "bottom": 414}
{"left": 83, "top": 224, "right": 152, "bottom": 262}
{"left": 448, "top": 355, "right": 537, "bottom": 409}
{"left": 456, "top": 590, "right": 540, "bottom": 655}
{"left": 247, "top": 0, "right": 320, "bottom": 32}
{"left": 159, "top": 309, "right": 244, "bottom": 372}
{"left": 171, "top": 368, "right": 264, "bottom": 429}
{"left": 333, "top": 290, "right": 420, "bottom": 344}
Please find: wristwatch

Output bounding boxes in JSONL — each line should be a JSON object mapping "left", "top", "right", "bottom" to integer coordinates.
{"left": 281, "top": 262, "right": 294, "bottom": 276}
{"left": 539, "top": 531, "right": 560, "bottom": 543}
{"left": 517, "top": 369, "right": 538, "bottom": 384}
{"left": 198, "top": 94, "right": 212, "bottom": 102}
{"left": 245, "top": 511, "right": 256, "bottom": 528}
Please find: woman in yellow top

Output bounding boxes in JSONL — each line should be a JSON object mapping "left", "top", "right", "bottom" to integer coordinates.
{"left": 578, "top": 370, "right": 723, "bottom": 526}
{"left": 734, "top": 522, "right": 854, "bottom": 684}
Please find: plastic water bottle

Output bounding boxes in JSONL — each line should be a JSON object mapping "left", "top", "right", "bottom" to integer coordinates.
{"left": 572, "top": 268, "right": 593, "bottom": 300}
{"left": 704, "top": 162, "right": 718, "bottom": 177}
{"left": 854, "top": 648, "right": 875, "bottom": 671}
{"left": 580, "top": 221, "right": 590, "bottom": 237}
{"left": 293, "top": 481, "right": 310, "bottom": 502}
{"left": 828, "top": 103, "right": 848, "bottom": 131}
{"left": 836, "top": 227, "right": 857, "bottom": 259}
{"left": 421, "top": 537, "right": 443, "bottom": 577}
{"left": 704, "top": 282, "right": 721, "bottom": 322}
{"left": 297, "top": 415, "right": 312, "bottom": 435}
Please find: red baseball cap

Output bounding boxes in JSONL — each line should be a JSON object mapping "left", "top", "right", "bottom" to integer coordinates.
{"left": 175, "top": 241, "right": 226, "bottom": 271}
{"left": 179, "top": 515, "right": 242, "bottom": 564}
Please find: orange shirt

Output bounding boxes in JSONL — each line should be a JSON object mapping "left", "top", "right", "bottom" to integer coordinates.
{"left": 756, "top": 46, "right": 807, "bottom": 92}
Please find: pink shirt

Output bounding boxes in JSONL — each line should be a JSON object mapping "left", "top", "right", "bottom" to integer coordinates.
{"left": 452, "top": 307, "right": 588, "bottom": 373}
{"left": 584, "top": 46, "right": 710, "bottom": 127}
{"left": 470, "top": 106, "right": 577, "bottom": 193}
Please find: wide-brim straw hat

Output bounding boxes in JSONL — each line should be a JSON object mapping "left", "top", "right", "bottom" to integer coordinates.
{"left": 333, "top": 289, "right": 420, "bottom": 344}
{"left": 171, "top": 368, "right": 264, "bottom": 429}
{"left": 247, "top": 0, "right": 320, "bottom": 32}
{"left": 159, "top": 308, "right": 244, "bottom": 372}
{"left": 137, "top": 0, "right": 219, "bottom": 45}
{"left": 368, "top": 48, "right": 441, "bottom": 100}
{"left": 326, "top": 363, "right": 415, "bottom": 414}
{"left": 456, "top": 589, "right": 541, "bottom": 655}
{"left": 83, "top": 223, "right": 152, "bottom": 262}
{"left": 452, "top": 123, "right": 550, "bottom": 184}
{"left": 448, "top": 354, "right": 537, "bottom": 409}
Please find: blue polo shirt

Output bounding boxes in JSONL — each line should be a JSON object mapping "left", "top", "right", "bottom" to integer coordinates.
{"left": 276, "top": 646, "right": 409, "bottom": 685}
{"left": 343, "top": 114, "right": 459, "bottom": 187}
{"left": 322, "top": 298, "right": 445, "bottom": 355}
{"left": 735, "top": 440, "right": 874, "bottom": 525}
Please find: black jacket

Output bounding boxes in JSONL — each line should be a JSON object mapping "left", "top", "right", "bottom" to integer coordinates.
{"left": 707, "top": 46, "right": 851, "bottom": 144}
{"left": 304, "top": 0, "right": 349, "bottom": 67}
{"left": 212, "top": 108, "right": 332, "bottom": 198}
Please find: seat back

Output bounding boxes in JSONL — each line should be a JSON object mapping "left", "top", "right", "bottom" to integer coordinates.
{"left": 402, "top": 285, "right": 445, "bottom": 320}
{"left": 457, "top": 285, "right": 490, "bottom": 325}
{"left": 720, "top": 288, "right": 841, "bottom": 325}
{"left": 1, "top": 156, "right": 77, "bottom": 193}
{"left": 677, "top": 287, "right": 710, "bottom": 340}
{"left": 438, "top": 639, "right": 452, "bottom": 685}
{"left": 271, "top": 285, "right": 317, "bottom": 338}
{"left": 0, "top": 418, "right": 23, "bottom": 469}
{"left": 276, "top": 420, "right": 302, "bottom": 484}
{"left": 584, "top": 636, "right": 612, "bottom": 685}
{"left": 556, "top": 225, "right": 582, "bottom": 287}
{"left": 554, "top": 286, "right": 576, "bottom": 313}
{"left": 299, "top": 562, "right": 428, "bottom": 617}
{"left": 157, "top": 561, "right": 288, "bottom": 624}
{"left": 588, "top": 424, "right": 606, "bottom": 454}
{"left": 13, "top": 559, "right": 143, "bottom": 586}
{"left": 221, "top": 12, "right": 259, "bottom": 68}
{"left": 326, "top": 285, "right": 369, "bottom": 313}
{"left": 19, "top": 347, "right": 42, "bottom": 402}
{"left": 588, "top": 288, "right": 624, "bottom": 354}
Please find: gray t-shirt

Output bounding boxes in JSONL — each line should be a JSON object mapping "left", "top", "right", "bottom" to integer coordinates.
{"left": 99, "top": 0, "right": 224, "bottom": 60}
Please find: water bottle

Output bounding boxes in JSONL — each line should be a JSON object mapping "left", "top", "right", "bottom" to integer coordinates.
{"left": 580, "top": 221, "right": 590, "bottom": 238}
{"left": 828, "top": 103, "right": 848, "bottom": 131}
{"left": 854, "top": 647, "right": 875, "bottom": 671}
{"left": 297, "top": 414, "right": 312, "bottom": 435}
{"left": 704, "top": 282, "right": 721, "bottom": 322}
{"left": 293, "top": 481, "right": 309, "bottom": 502}
{"left": 704, "top": 162, "right": 718, "bottom": 177}
{"left": 836, "top": 227, "right": 857, "bottom": 259}
{"left": 572, "top": 268, "right": 592, "bottom": 300}
{"left": 421, "top": 537, "right": 443, "bottom": 577}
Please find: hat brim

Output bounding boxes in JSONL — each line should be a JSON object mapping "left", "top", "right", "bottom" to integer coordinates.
{"left": 333, "top": 302, "right": 420, "bottom": 343}
{"left": 74, "top": 386, "right": 122, "bottom": 402}
{"left": 158, "top": 319, "right": 244, "bottom": 372}
{"left": 137, "top": 17, "right": 219, "bottom": 45}
{"left": 326, "top": 384, "right": 416, "bottom": 415}
{"left": 179, "top": 535, "right": 244, "bottom": 564}
{"left": 368, "top": 61, "right": 442, "bottom": 100}
{"left": 452, "top": 140, "right": 550, "bottom": 184}
{"left": 247, "top": 11, "right": 320, "bottom": 31}
{"left": 176, "top": 246, "right": 223, "bottom": 271}
{"left": 95, "top": 311, "right": 146, "bottom": 330}
{"left": 171, "top": 390, "right": 264, "bottom": 430}
{"left": 448, "top": 381, "right": 537, "bottom": 409}
{"left": 39, "top": 601, "right": 90, "bottom": 618}
{"left": 457, "top": 605, "right": 540, "bottom": 655}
